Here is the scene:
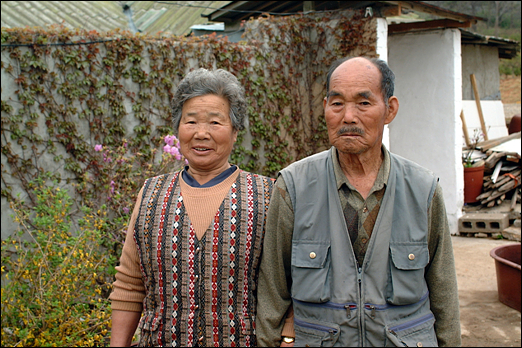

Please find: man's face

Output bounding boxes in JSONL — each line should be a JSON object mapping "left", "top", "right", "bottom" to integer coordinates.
{"left": 323, "top": 58, "right": 398, "bottom": 156}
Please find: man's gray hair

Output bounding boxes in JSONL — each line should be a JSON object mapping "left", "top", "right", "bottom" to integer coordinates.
{"left": 172, "top": 68, "right": 246, "bottom": 132}
{"left": 326, "top": 56, "right": 395, "bottom": 106}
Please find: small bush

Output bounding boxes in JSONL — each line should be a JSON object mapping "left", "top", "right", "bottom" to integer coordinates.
{"left": 499, "top": 53, "right": 521, "bottom": 76}
{"left": 1, "top": 175, "right": 113, "bottom": 347}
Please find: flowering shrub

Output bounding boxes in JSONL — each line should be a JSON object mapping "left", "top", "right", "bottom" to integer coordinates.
{"left": 1, "top": 175, "right": 113, "bottom": 347}
{"left": 1, "top": 137, "right": 184, "bottom": 347}
{"left": 86, "top": 135, "right": 185, "bottom": 249}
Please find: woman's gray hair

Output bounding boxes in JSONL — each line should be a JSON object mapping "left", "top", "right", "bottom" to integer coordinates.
{"left": 172, "top": 68, "right": 247, "bottom": 132}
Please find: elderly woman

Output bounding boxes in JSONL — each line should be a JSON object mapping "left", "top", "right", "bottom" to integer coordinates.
{"left": 109, "top": 68, "right": 275, "bottom": 347}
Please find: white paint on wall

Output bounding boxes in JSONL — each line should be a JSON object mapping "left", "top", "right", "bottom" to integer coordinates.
{"left": 376, "top": 17, "right": 390, "bottom": 149}
{"left": 376, "top": 17, "right": 388, "bottom": 62}
{"left": 388, "top": 29, "right": 462, "bottom": 235}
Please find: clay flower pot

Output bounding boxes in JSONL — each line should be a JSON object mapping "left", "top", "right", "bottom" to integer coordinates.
{"left": 464, "top": 164, "right": 484, "bottom": 204}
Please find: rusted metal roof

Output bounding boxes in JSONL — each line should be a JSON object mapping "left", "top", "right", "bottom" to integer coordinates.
{"left": 1, "top": 1, "right": 232, "bottom": 36}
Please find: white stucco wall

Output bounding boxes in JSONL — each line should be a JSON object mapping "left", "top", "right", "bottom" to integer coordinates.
{"left": 376, "top": 17, "right": 390, "bottom": 148}
{"left": 388, "top": 29, "right": 462, "bottom": 235}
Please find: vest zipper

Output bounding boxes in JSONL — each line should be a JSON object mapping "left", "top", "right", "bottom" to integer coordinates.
{"left": 344, "top": 304, "right": 356, "bottom": 318}
{"left": 388, "top": 312, "right": 435, "bottom": 334}
{"left": 294, "top": 318, "right": 339, "bottom": 336}
{"left": 293, "top": 298, "right": 357, "bottom": 313}
{"left": 357, "top": 267, "right": 363, "bottom": 346}
{"left": 363, "top": 291, "right": 430, "bottom": 314}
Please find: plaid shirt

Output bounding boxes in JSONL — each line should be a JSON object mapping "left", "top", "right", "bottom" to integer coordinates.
{"left": 333, "top": 147, "right": 389, "bottom": 267}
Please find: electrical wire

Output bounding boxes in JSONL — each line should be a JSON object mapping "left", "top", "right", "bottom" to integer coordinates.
{"left": 153, "top": 1, "right": 309, "bottom": 16}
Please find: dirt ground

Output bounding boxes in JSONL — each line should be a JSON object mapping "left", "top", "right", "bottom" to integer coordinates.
{"left": 500, "top": 75, "right": 521, "bottom": 104}
{"left": 455, "top": 76, "right": 521, "bottom": 347}
{"left": 453, "top": 235, "right": 521, "bottom": 347}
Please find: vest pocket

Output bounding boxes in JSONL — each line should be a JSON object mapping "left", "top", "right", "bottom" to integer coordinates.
{"left": 238, "top": 315, "right": 256, "bottom": 346}
{"left": 385, "top": 313, "right": 438, "bottom": 347}
{"left": 387, "top": 242, "right": 429, "bottom": 305}
{"left": 294, "top": 317, "right": 340, "bottom": 347}
{"left": 291, "top": 241, "right": 331, "bottom": 302}
{"left": 138, "top": 311, "right": 162, "bottom": 346}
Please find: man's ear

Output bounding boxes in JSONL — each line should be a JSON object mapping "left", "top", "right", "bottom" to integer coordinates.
{"left": 385, "top": 96, "right": 399, "bottom": 125}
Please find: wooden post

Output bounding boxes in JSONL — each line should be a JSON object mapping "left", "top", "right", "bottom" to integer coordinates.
{"left": 470, "top": 74, "right": 489, "bottom": 140}
{"left": 460, "top": 109, "right": 471, "bottom": 147}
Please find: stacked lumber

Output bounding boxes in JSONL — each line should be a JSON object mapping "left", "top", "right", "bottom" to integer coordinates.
{"left": 475, "top": 132, "right": 521, "bottom": 208}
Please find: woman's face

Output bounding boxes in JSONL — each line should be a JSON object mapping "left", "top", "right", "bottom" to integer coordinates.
{"left": 178, "top": 94, "right": 238, "bottom": 175}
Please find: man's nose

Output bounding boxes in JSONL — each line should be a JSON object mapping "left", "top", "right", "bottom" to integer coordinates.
{"left": 342, "top": 104, "right": 358, "bottom": 123}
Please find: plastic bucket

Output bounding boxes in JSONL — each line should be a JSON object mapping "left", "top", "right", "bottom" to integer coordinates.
{"left": 490, "top": 244, "right": 521, "bottom": 312}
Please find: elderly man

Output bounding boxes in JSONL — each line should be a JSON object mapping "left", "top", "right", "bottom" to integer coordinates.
{"left": 256, "top": 56, "right": 461, "bottom": 347}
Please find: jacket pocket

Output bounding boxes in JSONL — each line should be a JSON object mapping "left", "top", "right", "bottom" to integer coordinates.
{"left": 291, "top": 241, "right": 331, "bottom": 302}
{"left": 294, "top": 317, "right": 340, "bottom": 347}
{"left": 387, "top": 242, "right": 429, "bottom": 305}
{"left": 385, "top": 313, "right": 438, "bottom": 347}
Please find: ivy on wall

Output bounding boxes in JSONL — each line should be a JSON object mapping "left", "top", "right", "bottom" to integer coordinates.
{"left": 1, "top": 9, "right": 376, "bottom": 249}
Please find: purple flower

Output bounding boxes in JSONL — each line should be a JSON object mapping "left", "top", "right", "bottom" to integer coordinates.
{"left": 94, "top": 144, "right": 103, "bottom": 152}
{"left": 164, "top": 135, "right": 179, "bottom": 147}
{"left": 110, "top": 180, "right": 115, "bottom": 194}
{"left": 171, "top": 146, "right": 180, "bottom": 156}
{"left": 123, "top": 207, "right": 130, "bottom": 214}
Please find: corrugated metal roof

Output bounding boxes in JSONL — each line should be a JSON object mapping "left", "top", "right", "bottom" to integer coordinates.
{"left": 1, "top": 1, "right": 232, "bottom": 36}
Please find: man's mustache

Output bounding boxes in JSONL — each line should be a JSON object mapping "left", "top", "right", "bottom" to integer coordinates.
{"left": 338, "top": 126, "right": 364, "bottom": 136}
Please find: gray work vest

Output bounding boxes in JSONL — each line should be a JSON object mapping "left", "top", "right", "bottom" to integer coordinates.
{"left": 281, "top": 147, "right": 439, "bottom": 347}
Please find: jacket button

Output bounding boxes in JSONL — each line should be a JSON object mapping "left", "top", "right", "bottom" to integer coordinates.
{"left": 309, "top": 252, "right": 316, "bottom": 259}
{"left": 416, "top": 342, "right": 423, "bottom": 347}
{"left": 408, "top": 253, "right": 415, "bottom": 260}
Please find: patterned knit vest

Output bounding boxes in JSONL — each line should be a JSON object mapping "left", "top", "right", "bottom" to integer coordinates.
{"left": 134, "top": 170, "right": 274, "bottom": 347}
